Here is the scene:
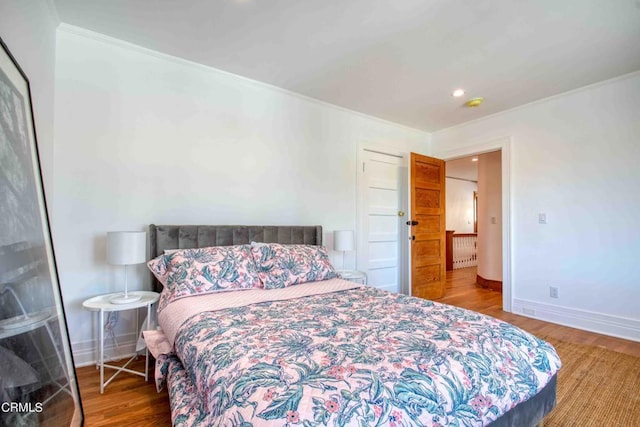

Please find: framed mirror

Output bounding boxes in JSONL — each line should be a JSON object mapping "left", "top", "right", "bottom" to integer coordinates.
{"left": 0, "top": 37, "right": 84, "bottom": 425}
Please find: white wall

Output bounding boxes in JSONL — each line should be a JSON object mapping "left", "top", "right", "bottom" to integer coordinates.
{"left": 445, "top": 178, "right": 476, "bottom": 233}
{"left": 0, "top": 0, "right": 58, "bottom": 201}
{"left": 476, "top": 151, "right": 502, "bottom": 281}
{"left": 53, "top": 26, "right": 429, "bottom": 363}
{"left": 432, "top": 73, "right": 640, "bottom": 340}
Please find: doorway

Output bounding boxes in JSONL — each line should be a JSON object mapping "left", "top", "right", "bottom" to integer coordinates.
{"left": 445, "top": 151, "right": 503, "bottom": 306}
{"left": 432, "top": 137, "right": 512, "bottom": 312}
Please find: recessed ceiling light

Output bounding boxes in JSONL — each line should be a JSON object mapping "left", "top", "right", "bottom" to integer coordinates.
{"left": 471, "top": 158, "right": 478, "bottom": 162}
{"left": 452, "top": 89, "right": 465, "bottom": 97}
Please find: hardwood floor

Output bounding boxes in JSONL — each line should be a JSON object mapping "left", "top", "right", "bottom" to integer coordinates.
{"left": 76, "top": 358, "right": 171, "bottom": 426}
{"left": 75, "top": 267, "right": 640, "bottom": 425}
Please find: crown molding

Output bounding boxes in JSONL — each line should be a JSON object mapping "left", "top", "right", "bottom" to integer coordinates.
{"left": 434, "top": 69, "right": 640, "bottom": 135}
{"left": 56, "top": 24, "right": 430, "bottom": 139}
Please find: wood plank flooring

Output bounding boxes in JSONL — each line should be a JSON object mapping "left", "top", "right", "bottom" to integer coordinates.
{"left": 76, "top": 358, "right": 170, "bottom": 426}
{"left": 75, "top": 267, "right": 640, "bottom": 425}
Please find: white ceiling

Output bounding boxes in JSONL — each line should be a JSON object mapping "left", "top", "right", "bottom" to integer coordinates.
{"left": 53, "top": 0, "right": 640, "bottom": 132}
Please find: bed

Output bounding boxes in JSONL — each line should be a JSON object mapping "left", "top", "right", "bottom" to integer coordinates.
{"left": 145, "top": 224, "right": 560, "bottom": 427}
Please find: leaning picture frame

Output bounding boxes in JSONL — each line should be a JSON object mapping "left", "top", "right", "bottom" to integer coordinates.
{"left": 0, "top": 37, "right": 84, "bottom": 425}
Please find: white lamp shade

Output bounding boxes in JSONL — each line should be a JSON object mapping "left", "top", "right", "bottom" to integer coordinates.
{"left": 106, "top": 231, "right": 147, "bottom": 265}
{"left": 334, "top": 230, "right": 354, "bottom": 252}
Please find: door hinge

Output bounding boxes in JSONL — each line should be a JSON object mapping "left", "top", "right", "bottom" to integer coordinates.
{"left": 362, "top": 162, "right": 365, "bottom": 173}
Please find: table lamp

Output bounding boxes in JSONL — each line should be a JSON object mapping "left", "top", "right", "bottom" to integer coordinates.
{"left": 333, "top": 230, "right": 354, "bottom": 271}
{"left": 106, "top": 231, "right": 146, "bottom": 304}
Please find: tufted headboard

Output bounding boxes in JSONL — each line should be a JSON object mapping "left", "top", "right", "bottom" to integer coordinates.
{"left": 148, "top": 224, "right": 323, "bottom": 292}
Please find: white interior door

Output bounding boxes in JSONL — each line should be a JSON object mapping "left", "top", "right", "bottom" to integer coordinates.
{"left": 357, "top": 149, "right": 406, "bottom": 293}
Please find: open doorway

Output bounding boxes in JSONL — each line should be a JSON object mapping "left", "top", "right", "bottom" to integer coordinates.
{"left": 429, "top": 136, "right": 511, "bottom": 312}
{"left": 444, "top": 150, "right": 503, "bottom": 308}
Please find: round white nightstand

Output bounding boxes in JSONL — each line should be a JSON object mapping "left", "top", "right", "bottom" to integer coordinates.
{"left": 82, "top": 291, "right": 159, "bottom": 393}
{"left": 338, "top": 270, "right": 368, "bottom": 285}
{"left": 82, "top": 291, "right": 159, "bottom": 312}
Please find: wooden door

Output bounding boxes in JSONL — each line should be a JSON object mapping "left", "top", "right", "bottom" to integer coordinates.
{"left": 409, "top": 153, "right": 446, "bottom": 299}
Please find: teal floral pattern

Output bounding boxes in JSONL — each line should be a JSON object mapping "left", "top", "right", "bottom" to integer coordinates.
{"left": 148, "top": 245, "right": 262, "bottom": 312}
{"left": 251, "top": 243, "right": 337, "bottom": 289}
{"left": 161, "top": 287, "right": 561, "bottom": 426}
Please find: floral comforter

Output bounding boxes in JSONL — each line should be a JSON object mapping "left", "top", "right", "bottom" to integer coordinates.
{"left": 157, "top": 285, "right": 561, "bottom": 427}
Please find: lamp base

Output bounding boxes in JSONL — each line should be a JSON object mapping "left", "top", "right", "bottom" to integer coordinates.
{"left": 110, "top": 293, "right": 142, "bottom": 304}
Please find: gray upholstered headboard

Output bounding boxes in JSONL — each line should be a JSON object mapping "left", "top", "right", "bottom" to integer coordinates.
{"left": 148, "top": 224, "right": 323, "bottom": 292}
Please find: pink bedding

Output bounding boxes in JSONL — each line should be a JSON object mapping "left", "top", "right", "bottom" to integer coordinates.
{"left": 148, "top": 280, "right": 561, "bottom": 426}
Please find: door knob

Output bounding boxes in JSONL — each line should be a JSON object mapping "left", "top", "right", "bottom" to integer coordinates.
{"left": 398, "top": 211, "right": 405, "bottom": 217}
{"left": 405, "top": 220, "right": 419, "bottom": 226}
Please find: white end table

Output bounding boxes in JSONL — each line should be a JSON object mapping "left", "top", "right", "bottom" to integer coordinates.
{"left": 338, "top": 270, "right": 368, "bottom": 285}
{"left": 82, "top": 291, "right": 159, "bottom": 393}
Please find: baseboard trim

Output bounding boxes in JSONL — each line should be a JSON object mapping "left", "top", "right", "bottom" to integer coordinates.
{"left": 476, "top": 274, "right": 502, "bottom": 293}
{"left": 513, "top": 298, "right": 640, "bottom": 342}
{"left": 72, "top": 333, "right": 140, "bottom": 367}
